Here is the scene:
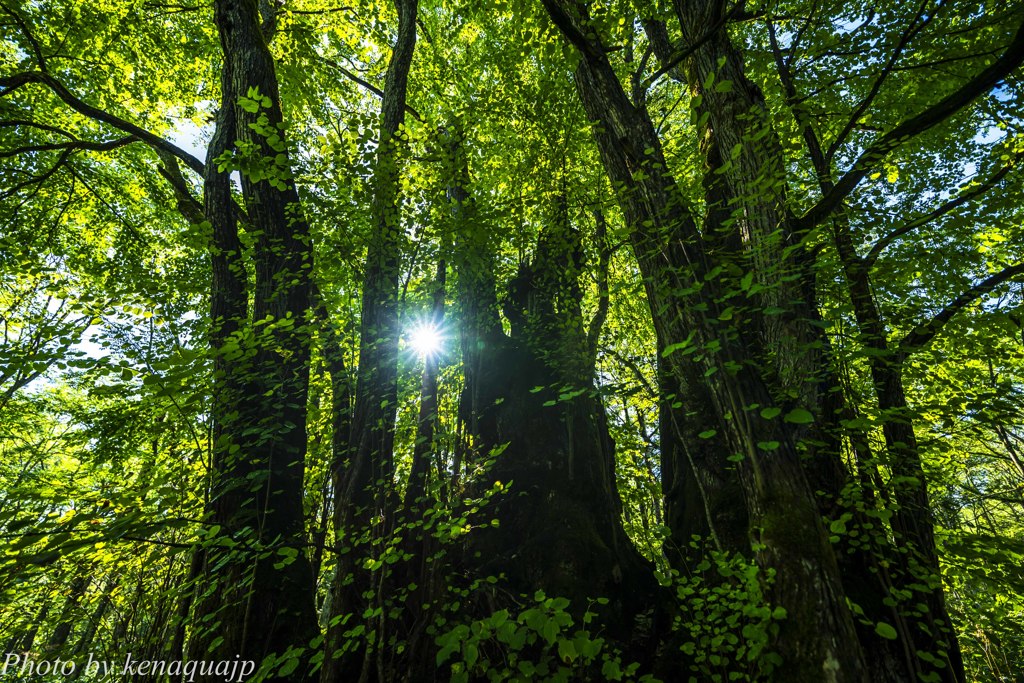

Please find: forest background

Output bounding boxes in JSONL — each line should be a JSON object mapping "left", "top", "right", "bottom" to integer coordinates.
{"left": 2, "top": 0, "right": 1024, "bottom": 681}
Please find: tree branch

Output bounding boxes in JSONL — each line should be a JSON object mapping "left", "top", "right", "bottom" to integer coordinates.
{"left": 155, "top": 149, "right": 207, "bottom": 225}
{"left": 0, "top": 147, "right": 74, "bottom": 199}
{"left": 599, "top": 345, "right": 657, "bottom": 399}
{"left": 864, "top": 155, "right": 1022, "bottom": 269}
{"left": 898, "top": 262, "right": 1024, "bottom": 357}
{"left": 640, "top": 3, "right": 746, "bottom": 91}
{"left": 0, "top": 135, "right": 136, "bottom": 159}
{"left": 824, "top": 0, "right": 934, "bottom": 163}
{"left": 0, "top": 1, "right": 47, "bottom": 70}
{"left": 587, "top": 209, "right": 611, "bottom": 365}
{"left": 799, "top": 19, "right": 1024, "bottom": 230}
{"left": 0, "top": 71, "right": 205, "bottom": 175}
{"left": 0, "top": 118, "right": 76, "bottom": 138}
{"left": 320, "top": 58, "right": 424, "bottom": 122}
{"left": 287, "top": 5, "right": 353, "bottom": 14}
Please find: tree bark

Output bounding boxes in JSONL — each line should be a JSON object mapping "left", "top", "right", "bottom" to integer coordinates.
{"left": 46, "top": 569, "right": 88, "bottom": 650}
{"left": 454, "top": 185, "right": 658, "bottom": 650}
{"left": 542, "top": 1, "right": 869, "bottom": 679}
{"left": 767, "top": 21, "right": 968, "bottom": 679}
{"left": 321, "top": 0, "right": 417, "bottom": 680}
{"left": 404, "top": 258, "right": 445, "bottom": 512}
{"left": 188, "top": 0, "right": 319, "bottom": 677}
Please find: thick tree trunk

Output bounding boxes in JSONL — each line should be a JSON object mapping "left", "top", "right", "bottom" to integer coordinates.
{"left": 467, "top": 335, "right": 653, "bottom": 619}
{"left": 767, "top": 25, "right": 967, "bottom": 679}
{"left": 641, "top": 13, "right": 750, "bottom": 572}
{"left": 541, "top": 1, "right": 869, "bottom": 679}
{"left": 454, "top": 188, "right": 657, "bottom": 649}
{"left": 657, "top": 353, "right": 748, "bottom": 567}
{"left": 189, "top": 0, "right": 319, "bottom": 677}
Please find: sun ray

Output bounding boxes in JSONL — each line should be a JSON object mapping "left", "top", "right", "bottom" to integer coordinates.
{"left": 407, "top": 322, "right": 443, "bottom": 358}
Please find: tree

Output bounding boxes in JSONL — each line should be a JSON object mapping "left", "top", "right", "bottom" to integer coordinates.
{"left": 2, "top": 0, "right": 1024, "bottom": 681}
{"left": 186, "top": 0, "right": 320, "bottom": 673}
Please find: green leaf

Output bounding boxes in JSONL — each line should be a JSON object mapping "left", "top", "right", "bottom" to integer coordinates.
{"left": 276, "top": 656, "right": 300, "bottom": 677}
{"left": 602, "top": 658, "right": 623, "bottom": 680}
{"left": 662, "top": 333, "right": 696, "bottom": 357}
{"left": 875, "top": 622, "right": 898, "bottom": 640}
{"left": 464, "top": 642, "right": 479, "bottom": 668}
{"left": 783, "top": 408, "right": 814, "bottom": 424}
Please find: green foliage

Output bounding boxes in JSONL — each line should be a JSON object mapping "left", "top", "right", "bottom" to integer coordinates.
{"left": 435, "top": 592, "right": 657, "bottom": 683}
{"left": 658, "top": 547, "right": 786, "bottom": 682}
{"left": 1, "top": 0, "right": 1023, "bottom": 680}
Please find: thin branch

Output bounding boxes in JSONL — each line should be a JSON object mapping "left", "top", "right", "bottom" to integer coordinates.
{"left": 898, "top": 262, "right": 1024, "bottom": 357}
{"left": 141, "top": 2, "right": 209, "bottom": 13}
{"left": 320, "top": 58, "right": 425, "bottom": 122}
{"left": 864, "top": 155, "right": 1022, "bottom": 269}
{"left": 0, "top": 1, "right": 47, "bottom": 70}
{"left": 799, "top": 19, "right": 1024, "bottom": 230}
{"left": 630, "top": 44, "right": 653, "bottom": 105}
{"left": 784, "top": 0, "right": 824, "bottom": 68}
{"left": 0, "top": 71, "right": 205, "bottom": 175}
{"left": 0, "top": 135, "right": 136, "bottom": 159}
{"left": 287, "top": 5, "right": 353, "bottom": 14}
{"left": 891, "top": 46, "right": 1006, "bottom": 74}
{"left": 825, "top": 0, "right": 934, "bottom": 162}
{"left": 600, "top": 345, "right": 657, "bottom": 399}
{"left": 0, "top": 118, "right": 76, "bottom": 139}
{"left": 67, "top": 166, "right": 144, "bottom": 239}
{"left": 155, "top": 149, "right": 207, "bottom": 225}
{"left": 0, "top": 147, "right": 74, "bottom": 199}
{"left": 640, "top": 3, "right": 746, "bottom": 91}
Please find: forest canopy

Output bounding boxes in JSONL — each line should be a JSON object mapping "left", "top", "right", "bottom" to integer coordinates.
{"left": 2, "top": 0, "right": 1024, "bottom": 681}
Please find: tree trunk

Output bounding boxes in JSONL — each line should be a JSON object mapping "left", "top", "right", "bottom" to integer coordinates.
{"left": 321, "top": 0, "right": 417, "bottom": 680}
{"left": 188, "top": 0, "right": 318, "bottom": 677}
{"left": 404, "top": 258, "right": 445, "bottom": 512}
{"left": 541, "top": 1, "right": 869, "bottom": 679}
{"left": 767, "top": 24, "right": 968, "bottom": 679}
{"left": 455, "top": 186, "right": 658, "bottom": 648}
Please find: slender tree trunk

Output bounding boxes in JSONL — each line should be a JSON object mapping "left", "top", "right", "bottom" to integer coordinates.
{"left": 5, "top": 602, "right": 48, "bottom": 654}
{"left": 168, "top": 548, "right": 202, "bottom": 665}
{"left": 72, "top": 577, "right": 114, "bottom": 655}
{"left": 833, "top": 214, "right": 966, "bottom": 682}
{"left": 767, "top": 23, "right": 967, "bottom": 679}
{"left": 46, "top": 569, "right": 88, "bottom": 650}
{"left": 404, "top": 258, "right": 445, "bottom": 511}
{"left": 67, "top": 577, "right": 115, "bottom": 680}
{"left": 321, "top": 1, "right": 417, "bottom": 680}
{"left": 396, "top": 258, "right": 445, "bottom": 683}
